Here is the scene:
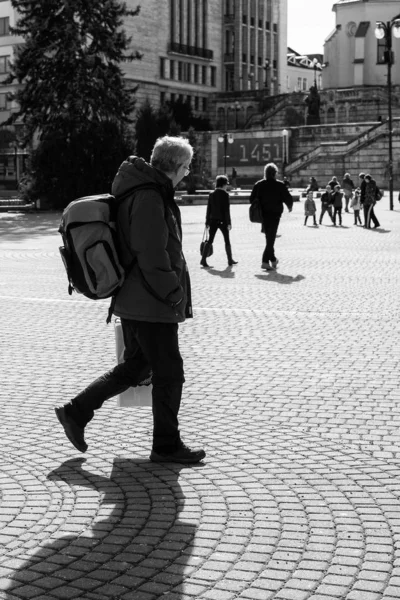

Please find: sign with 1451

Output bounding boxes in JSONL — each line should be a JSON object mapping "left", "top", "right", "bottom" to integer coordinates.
{"left": 217, "top": 136, "right": 284, "bottom": 168}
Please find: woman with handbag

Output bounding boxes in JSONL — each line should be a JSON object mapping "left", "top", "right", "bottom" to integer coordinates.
{"left": 200, "top": 175, "right": 238, "bottom": 268}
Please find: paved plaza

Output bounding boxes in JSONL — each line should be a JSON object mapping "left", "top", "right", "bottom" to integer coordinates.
{"left": 1, "top": 196, "right": 400, "bottom": 600}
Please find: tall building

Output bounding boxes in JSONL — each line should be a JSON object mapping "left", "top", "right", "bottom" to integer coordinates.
{"left": 123, "top": 0, "right": 287, "bottom": 114}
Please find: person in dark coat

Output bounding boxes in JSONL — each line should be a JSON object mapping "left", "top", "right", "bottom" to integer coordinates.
{"left": 328, "top": 175, "right": 339, "bottom": 191}
{"left": 362, "top": 174, "right": 381, "bottom": 229}
{"left": 250, "top": 162, "right": 293, "bottom": 271}
{"left": 55, "top": 135, "right": 206, "bottom": 465}
{"left": 201, "top": 175, "right": 238, "bottom": 268}
{"left": 307, "top": 176, "right": 319, "bottom": 192}
{"left": 319, "top": 185, "right": 334, "bottom": 224}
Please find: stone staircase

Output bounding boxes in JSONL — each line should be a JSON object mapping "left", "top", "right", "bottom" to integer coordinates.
{"left": 285, "top": 118, "right": 400, "bottom": 187}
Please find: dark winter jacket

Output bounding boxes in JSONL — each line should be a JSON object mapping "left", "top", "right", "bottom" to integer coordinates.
{"left": 250, "top": 178, "right": 293, "bottom": 216}
{"left": 332, "top": 190, "right": 343, "bottom": 208}
{"left": 342, "top": 177, "right": 355, "bottom": 193}
{"left": 111, "top": 156, "right": 192, "bottom": 324}
{"left": 320, "top": 191, "right": 333, "bottom": 207}
{"left": 206, "top": 188, "right": 231, "bottom": 226}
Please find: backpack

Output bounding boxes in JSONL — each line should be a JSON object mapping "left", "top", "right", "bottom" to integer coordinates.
{"left": 58, "top": 183, "right": 161, "bottom": 322}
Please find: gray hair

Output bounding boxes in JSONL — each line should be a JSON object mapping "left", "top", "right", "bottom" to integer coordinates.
{"left": 150, "top": 135, "right": 193, "bottom": 173}
{"left": 264, "top": 162, "right": 278, "bottom": 179}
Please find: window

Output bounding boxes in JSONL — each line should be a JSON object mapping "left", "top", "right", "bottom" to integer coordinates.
{"left": 377, "top": 38, "right": 387, "bottom": 64}
{"left": 186, "top": 63, "right": 191, "bottom": 83}
{"left": 211, "top": 66, "right": 216, "bottom": 86}
{"left": 273, "top": 23, "right": 277, "bottom": 33}
{"left": 250, "top": 55, "right": 255, "bottom": 64}
{"left": 159, "top": 57, "right": 165, "bottom": 79}
{"left": 266, "top": 21, "right": 270, "bottom": 30}
{"left": 194, "top": 64, "right": 199, "bottom": 83}
{"left": 160, "top": 91, "right": 165, "bottom": 104}
{"left": 194, "top": 96, "right": 199, "bottom": 110}
{"left": 169, "top": 60, "right": 175, "bottom": 79}
{"left": 202, "top": 65, "right": 207, "bottom": 84}
{"left": 0, "top": 17, "right": 9, "bottom": 36}
{"left": 297, "top": 77, "right": 302, "bottom": 90}
{"left": 0, "top": 55, "right": 10, "bottom": 74}
{"left": 242, "top": 53, "right": 247, "bottom": 62}
{"left": 242, "top": 15, "right": 247, "bottom": 24}
{"left": 202, "top": 97, "right": 207, "bottom": 112}
{"left": 303, "top": 78, "right": 307, "bottom": 91}
{"left": 258, "top": 57, "right": 262, "bottom": 66}
{"left": 0, "top": 93, "right": 7, "bottom": 109}
{"left": 250, "top": 17, "right": 255, "bottom": 27}
{"left": 258, "top": 19, "right": 262, "bottom": 28}
{"left": 178, "top": 61, "right": 183, "bottom": 81}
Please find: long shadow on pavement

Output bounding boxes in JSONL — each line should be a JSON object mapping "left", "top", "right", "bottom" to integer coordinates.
{"left": 202, "top": 266, "right": 235, "bottom": 278}
{"left": 255, "top": 272, "right": 305, "bottom": 284}
{"left": 3, "top": 457, "right": 197, "bottom": 599}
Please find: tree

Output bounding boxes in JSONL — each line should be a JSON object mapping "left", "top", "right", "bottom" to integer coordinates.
{"left": 4, "top": 0, "right": 141, "bottom": 208}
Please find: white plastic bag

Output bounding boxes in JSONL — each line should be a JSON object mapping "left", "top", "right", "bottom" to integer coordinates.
{"left": 114, "top": 319, "right": 152, "bottom": 407}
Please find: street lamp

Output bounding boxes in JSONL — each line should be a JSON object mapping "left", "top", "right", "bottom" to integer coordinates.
{"left": 374, "top": 16, "right": 400, "bottom": 211}
{"left": 311, "top": 57, "right": 321, "bottom": 88}
{"left": 217, "top": 132, "right": 234, "bottom": 175}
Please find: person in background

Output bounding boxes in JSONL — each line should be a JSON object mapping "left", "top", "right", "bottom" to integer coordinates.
{"left": 332, "top": 184, "right": 344, "bottom": 226}
{"left": 342, "top": 172, "right": 355, "bottom": 213}
{"left": 250, "top": 162, "right": 293, "bottom": 271}
{"left": 307, "top": 176, "right": 319, "bottom": 192}
{"left": 304, "top": 190, "right": 318, "bottom": 226}
{"left": 362, "top": 174, "right": 381, "bottom": 229}
{"left": 319, "top": 185, "right": 334, "bottom": 225}
{"left": 55, "top": 135, "right": 206, "bottom": 465}
{"left": 231, "top": 167, "right": 238, "bottom": 188}
{"left": 201, "top": 175, "right": 238, "bottom": 268}
{"left": 350, "top": 187, "right": 363, "bottom": 226}
{"left": 328, "top": 175, "right": 339, "bottom": 191}
{"left": 283, "top": 176, "right": 291, "bottom": 189}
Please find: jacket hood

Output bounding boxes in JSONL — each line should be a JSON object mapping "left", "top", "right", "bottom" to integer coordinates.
{"left": 111, "top": 156, "right": 172, "bottom": 197}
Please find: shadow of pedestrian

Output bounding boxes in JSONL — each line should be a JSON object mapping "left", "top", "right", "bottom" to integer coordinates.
{"left": 202, "top": 266, "right": 235, "bottom": 278}
{"left": 3, "top": 457, "right": 198, "bottom": 599}
{"left": 368, "top": 227, "right": 391, "bottom": 233}
{"left": 255, "top": 273, "right": 305, "bottom": 284}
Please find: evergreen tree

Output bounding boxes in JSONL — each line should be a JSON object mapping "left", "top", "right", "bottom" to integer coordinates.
{"left": 4, "top": 0, "right": 141, "bottom": 207}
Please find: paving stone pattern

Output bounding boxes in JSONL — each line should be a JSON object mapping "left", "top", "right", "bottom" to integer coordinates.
{"left": 1, "top": 198, "right": 400, "bottom": 600}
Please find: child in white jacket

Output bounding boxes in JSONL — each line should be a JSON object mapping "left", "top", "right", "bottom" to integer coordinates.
{"left": 351, "top": 188, "right": 363, "bottom": 226}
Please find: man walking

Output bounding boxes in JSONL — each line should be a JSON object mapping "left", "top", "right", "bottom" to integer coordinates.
{"left": 55, "top": 136, "right": 206, "bottom": 464}
{"left": 250, "top": 162, "right": 293, "bottom": 271}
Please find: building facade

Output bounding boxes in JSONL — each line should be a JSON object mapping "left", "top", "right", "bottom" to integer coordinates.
{"left": 323, "top": 0, "right": 400, "bottom": 88}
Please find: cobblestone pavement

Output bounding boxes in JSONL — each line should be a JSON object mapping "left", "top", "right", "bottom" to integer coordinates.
{"left": 1, "top": 197, "right": 400, "bottom": 600}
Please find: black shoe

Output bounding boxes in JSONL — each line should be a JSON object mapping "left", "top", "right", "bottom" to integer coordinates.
{"left": 200, "top": 259, "right": 210, "bottom": 268}
{"left": 150, "top": 443, "right": 206, "bottom": 464}
{"left": 55, "top": 406, "right": 87, "bottom": 453}
{"left": 228, "top": 260, "right": 238, "bottom": 266}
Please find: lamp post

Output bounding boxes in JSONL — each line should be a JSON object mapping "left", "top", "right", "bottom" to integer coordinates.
{"left": 217, "top": 132, "right": 234, "bottom": 175}
{"left": 281, "top": 129, "right": 289, "bottom": 177}
{"left": 311, "top": 57, "right": 321, "bottom": 88}
{"left": 375, "top": 16, "right": 400, "bottom": 211}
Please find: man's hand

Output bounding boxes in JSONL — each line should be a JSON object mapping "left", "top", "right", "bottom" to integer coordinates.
{"left": 288, "top": 207, "right": 293, "bottom": 213}
{"left": 228, "top": 224, "right": 232, "bottom": 231}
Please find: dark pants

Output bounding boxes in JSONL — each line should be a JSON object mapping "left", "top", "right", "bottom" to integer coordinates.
{"left": 66, "top": 319, "right": 184, "bottom": 453}
{"left": 319, "top": 205, "right": 333, "bottom": 224}
{"left": 363, "top": 204, "right": 380, "bottom": 228}
{"left": 205, "top": 219, "right": 234, "bottom": 262}
{"left": 261, "top": 212, "right": 281, "bottom": 263}
{"left": 354, "top": 209, "right": 362, "bottom": 225}
{"left": 304, "top": 215, "right": 317, "bottom": 225}
{"left": 333, "top": 207, "right": 342, "bottom": 225}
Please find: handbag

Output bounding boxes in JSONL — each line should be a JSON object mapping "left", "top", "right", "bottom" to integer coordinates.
{"left": 114, "top": 319, "right": 152, "bottom": 407}
{"left": 200, "top": 227, "right": 213, "bottom": 257}
{"left": 249, "top": 197, "right": 263, "bottom": 223}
